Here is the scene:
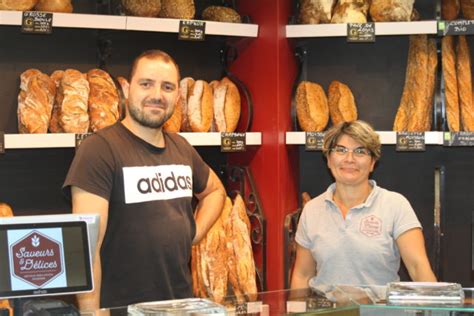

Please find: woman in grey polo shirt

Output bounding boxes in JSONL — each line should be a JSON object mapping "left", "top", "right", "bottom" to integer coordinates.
{"left": 291, "top": 120, "right": 436, "bottom": 289}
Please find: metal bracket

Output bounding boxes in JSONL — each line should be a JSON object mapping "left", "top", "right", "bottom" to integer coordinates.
{"left": 221, "top": 165, "right": 267, "bottom": 291}
{"left": 291, "top": 45, "right": 308, "bottom": 131}
{"left": 220, "top": 42, "right": 254, "bottom": 132}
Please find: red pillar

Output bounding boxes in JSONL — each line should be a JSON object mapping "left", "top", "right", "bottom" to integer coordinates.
{"left": 230, "top": 0, "right": 299, "bottom": 290}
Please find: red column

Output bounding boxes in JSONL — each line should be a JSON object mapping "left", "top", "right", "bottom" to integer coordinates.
{"left": 230, "top": 0, "right": 299, "bottom": 290}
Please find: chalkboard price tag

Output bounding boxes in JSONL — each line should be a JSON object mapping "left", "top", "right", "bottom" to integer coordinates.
{"left": 347, "top": 23, "right": 375, "bottom": 42}
{"left": 438, "top": 20, "right": 474, "bottom": 36}
{"left": 221, "top": 132, "right": 246, "bottom": 152}
{"left": 396, "top": 132, "right": 425, "bottom": 151}
{"left": 0, "top": 132, "right": 4, "bottom": 154}
{"left": 305, "top": 132, "right": 325, "bottom": 151}
{"left": 22, "top": 11, "right": 53, "bottom": 34}
{"left": 443, "top": 132, "right": 474, "bottom": 146}
{"left": 75, "top": 133, "right": 93, "bottom": 150}
{"left": 178, "top": 20, "right": 205, "bottom": 41}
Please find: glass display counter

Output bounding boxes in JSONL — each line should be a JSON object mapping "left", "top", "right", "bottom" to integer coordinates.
{"left": 80, "top": 288, "right": 474, "bottom": 315}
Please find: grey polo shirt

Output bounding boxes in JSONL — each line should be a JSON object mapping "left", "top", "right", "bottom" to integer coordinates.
{"left": 295, "top": 180, "right": 422, "bottom": 287}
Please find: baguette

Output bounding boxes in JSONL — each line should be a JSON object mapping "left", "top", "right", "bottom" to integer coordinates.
{"left": 461, "top": 0, "right": 474, "bottom": 19}
{"left": 327, "top": 80, "right": 357, "bottom": 125}
{"left": 456, "top": 36, "right": 474, "bottom": 131}
{"left": 442, "top": 0, "right": 460, "bottom": 20}
{"left": 442, "top": 36, "right": 461, "bottom": 132}
{"left": 296, "top": 81, "right": 329, "bottom": 132}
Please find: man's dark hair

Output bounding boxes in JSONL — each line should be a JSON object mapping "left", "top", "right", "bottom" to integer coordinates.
{"left": 128, "top": 49, "right": 181, "bottom": 82}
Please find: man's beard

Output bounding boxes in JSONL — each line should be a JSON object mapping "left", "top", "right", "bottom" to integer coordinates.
{"left": 128, "top": 100, "right": 173, "bottom": 129}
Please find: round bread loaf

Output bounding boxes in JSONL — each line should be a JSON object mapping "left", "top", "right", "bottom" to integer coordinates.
{"left": 187, "top": 80, "right": 213, "bottom": 132}
{"left": 0, "top": 203, "right": 13, "bottom": 217}
{"left": 159, "top": 0, "right": 194, "bottom": 19}
{"left": 327, "top": 80, "right": 357, "bottom": 125}
{"left": 0, "top": 0, "right": 37, "bottom": 11}
{"left": 121, "top": 0, "right": 161, "bottom": 17}
{"left": 35, "top": 0, "right": 73, "bottom": 13}
{"left": 370, "top": 0, "right": 414, "bottom": 22}
{"left": 202, "top": 6, "right": 241, "bottom": 23}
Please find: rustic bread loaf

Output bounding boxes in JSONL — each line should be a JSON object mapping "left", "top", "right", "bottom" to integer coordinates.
{"left": 59, "top": 69, "right": 90, "bottom": 133}
{"left": 442, "top": 0, "right": 460, "bottom": 20}
{"left": 370, "top": 0, "right": 414, "bottom": 22}
{"left": 87, "top": 69, "right": 120, "bottom": 132}
{"left": 35, "top": 0, "right": 73, "bottom": 13}
{"left": 18, "top": 69, "right": 55, "bottom": 134}
{"left": 187, "top": 80, "right": 213, "bottom": 132}
{"left": 159, "top": 0, "right": 194, "bottom": 19}
{"left": 179, "top": 77, "right": 195, "bottom": 132}
{"left": 0, "top": 0, "right": 37, "bottom": 10}
{"left": 461, "top": 0, "right": 474, "bottom": 19}
{"left": 296, "top": 81, "right": 329, "bottom": 132}
{"left": 299, "top": 0, "right": 337, "bottom": 24}
{"left": 210, "top": 77, "right": 241, "bottom": 133}
{"left": 121, "top": 0, "right": 161, "bottom": 17}
{"left": 456, "top": 36, "right": 474, "bottom": 131}
{"left": 331, "top": 0, "right": 370, "bottom": 23}
{"left": 163, "top": 95, "right": 183, "bottom": 133}
{"left": 202, "top": 6, "right": 241, "bottom": 23}
{"left": 442, "top": 36, "right": 461, "bottom": 132}
{"left": 0, "top": 202, "right": 13, "bottom": 217}
{"left": 49, "top": 70, "right": 64, "bottom": 133}
{"left": 327, "top": 80, "right": 357, "bottom": 125}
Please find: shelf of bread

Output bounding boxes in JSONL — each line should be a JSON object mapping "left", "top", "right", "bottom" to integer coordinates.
{"left": 126, "top": 17, "right": 258, "bottom": 37}
{"left": 286, "top": 21, "right": 437, "bottom": 38}
{"left": 0, "top": 10, "right": 258, "bottom": 37}
{"left": 285, "top": 131, "right": 444, "bottom": 145}
{"left": 4, "top": 132, "right": 262, "bottom": 149}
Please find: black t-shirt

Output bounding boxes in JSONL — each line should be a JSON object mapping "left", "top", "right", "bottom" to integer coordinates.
{"left": 63, "top": 122, "right": 210, "bottom": 308}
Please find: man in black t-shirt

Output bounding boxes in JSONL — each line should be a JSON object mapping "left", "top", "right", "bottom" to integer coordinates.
{"left": 63, "top": 50, "right": 226, "bottom": 309}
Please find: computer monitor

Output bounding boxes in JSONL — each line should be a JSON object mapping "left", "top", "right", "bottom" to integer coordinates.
{"left": 0, "top": 214, "right": 98, "bottom": 299}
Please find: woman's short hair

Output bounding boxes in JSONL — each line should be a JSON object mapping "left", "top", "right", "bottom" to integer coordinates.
{"left": 322, "top": 120, "right": 381, "bottom": 160}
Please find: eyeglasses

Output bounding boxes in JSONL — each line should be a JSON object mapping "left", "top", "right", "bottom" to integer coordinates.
{"left": 330, "top": 145, "right": 371, "bottom": 158}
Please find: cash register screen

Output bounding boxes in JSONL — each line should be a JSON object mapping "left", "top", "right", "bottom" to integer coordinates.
{"left": 0, "top": 221, "right": 93, "bottom": 299}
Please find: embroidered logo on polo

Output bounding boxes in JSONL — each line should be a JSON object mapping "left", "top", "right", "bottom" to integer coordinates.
{"left": 123, "top": 165, "right": 193, "bottom": 204}
{"left": 359, "top": 215, "right": 382, "bottom": 237}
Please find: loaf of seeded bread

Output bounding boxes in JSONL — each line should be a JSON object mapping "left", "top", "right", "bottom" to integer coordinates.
{"left": 202, "top": 6, "right": 241, "bottom": 23}
{"left": 159, "top": 0, "right": 194, "bottom": 19}
{"left": 327, "top": 80, "right": 357, "bottom": 125}
{"left": 296, "top": 81, "right": 329, "bottom": 132}
{"left": 121, "top": 0, "right": 161, "bottom": 17}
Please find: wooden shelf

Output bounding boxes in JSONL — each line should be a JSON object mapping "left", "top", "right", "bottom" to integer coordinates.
{"left": 286, "top": 21, "right": 437, "bottom": 38}
{"left": 0, "top": 10, "right": 258, "bottom": 37}
{"left": 285, "top": 131, "right": 444, "bottom": 145}
{"left": 4, "top": 132, "right": 262, "bottom": 149}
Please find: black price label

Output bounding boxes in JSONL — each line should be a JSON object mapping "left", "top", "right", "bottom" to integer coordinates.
{"left": 438, "top": 20, "right": 474, "bottom": 36}
{"left": 178, "top": 20, "right": 205, "bottom": 41}
{"left": 396, "top": 132, "right": 425, "bottom": 151}
{"left": 221, "top": 132, "right": 246, "bottom": 152}
{"left": 306, "top": 296, "right": 334, "bottom": 310}
{"left": 443, "top": 131, "right": 474, "bottom": 146}
{"left": 305, "top": 132, "right": 325, "bottom": 151}
{"left": 0, "top": 132, "right": 4, "bottom": 154}
{"left": 22, "top": 11, "right": 53, "bottom": 34}
{"left": 235, "top": 302, "right": 247, "bottom": 315}
{"left": 75, "top": 133, "right": 93, "bottom": 150}
{"left": 347, "top": 23, "right": 375, "bottom": 43}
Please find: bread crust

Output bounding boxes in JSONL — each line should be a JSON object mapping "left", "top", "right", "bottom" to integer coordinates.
{"left": 0, "top": 0, "right": 37, "bottom": 11}
{"left": 49, "top": 70, "right": 65, "bottom": 133}
{"left": 179, "top": 77, "right": 194, "bottom": 132}
{"left": 188, "top": 80, "right": 213, "bottom": 132}
{"left": 0, "top": 202, "right": 13, "bottom": 217}
{"left": 370, "top": 0, "right": 414, "bottom": 22}
{"left": 35, "top": 0, "right": 73, "bottom": 13}
{"left": 159, "top": 0, "right": 194, "bottom": 19}
{"left": 299, "top": 0, "right": 337, "bottom": 24}
{"left": 59, "top": 69, "right": 90, "bottom": 133}
{"left": 87, "top": 69, "right": 120, "bottom": 132}
{"left": 442, "top": 0, "right": 460, "bottom": 20}
{"left": 18, "top": 69, "right": 55, "bottom": 134}
{"left": 211, "top": 77, "right": 241, "bottom": 132}
{"left": 456, "top": 36, "right": 474, "bottom": 131}
{"left": 202, "top": 6, "right": 241, "bottom": 23}
{"left": 327, "top": 80, "right": 357, "bottom": 125}
{"left": 331, "top": 0, "right": 370, "bottom": 23}
{"left": 442, "top": 36, "right": 461, "bottom": 132}
{"left": 296, "top": 81, "right": 329, "bottom": 132}
{"left": 163, "top": 95, "right": 183, "bottom": 132}
{"left": 121, "top": 0, "right": 161, "bottom": 17}
{"left": 461, "top": 0, "right": 474, "bottom": 19}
